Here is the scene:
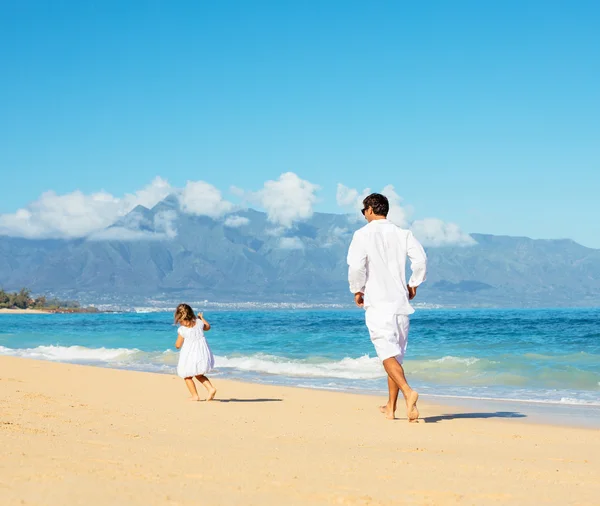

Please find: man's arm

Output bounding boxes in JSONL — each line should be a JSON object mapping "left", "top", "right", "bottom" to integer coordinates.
{"left": 347, "top": 231, "right": 367, "bottom": 306}
{"left": 406, "top": 231, "right": 427, "bottom": 299}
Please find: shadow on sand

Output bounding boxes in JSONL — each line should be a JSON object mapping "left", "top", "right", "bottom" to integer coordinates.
{"left": 423, "top": 411, "right": 526, "bottom": 423}
{"left": 214, "top": 398, "right": 283, "bottom": 403}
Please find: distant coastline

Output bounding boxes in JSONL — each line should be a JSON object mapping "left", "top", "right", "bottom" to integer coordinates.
{"left": 0, "top": 308, "right": 51, "bottom": 315}
{"left": 0, "top": 307, "right": 100, "bottom": 315}
{"left": 0, "top": 288, "right": 99, "bottom": 314}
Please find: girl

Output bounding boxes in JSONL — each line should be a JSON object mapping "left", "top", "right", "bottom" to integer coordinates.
{"left": 174, "top": 303, "right": 217, "bottom": 401}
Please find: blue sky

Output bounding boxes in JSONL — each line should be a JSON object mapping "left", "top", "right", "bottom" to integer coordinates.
{"left": 1, "top": 1, "right": 599, "bottom": 247}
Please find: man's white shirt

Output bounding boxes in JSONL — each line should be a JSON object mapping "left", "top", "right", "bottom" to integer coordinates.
{"left": 347, "top": 219, "right": 427, "bottom": 315}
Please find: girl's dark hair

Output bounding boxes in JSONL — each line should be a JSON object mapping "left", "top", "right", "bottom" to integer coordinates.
{"left": 363, "top": 193, "right": 389, "bottom": 217}
{"left": 174, "top": 303, "right": 196, "bottom": 324}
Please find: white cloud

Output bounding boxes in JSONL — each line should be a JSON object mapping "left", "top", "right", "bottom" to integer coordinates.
{"left": 331, "top": 226, "right": 349, "bottom": 237}
{"left": 0, "top": 177, "right": 172, "bottom": 239}
{"left": 0, "top": 175, "right": 474, "bottom": 248}
{"left": 381, "top": 185, "right": 411, "bottom": 228}
{"left": 0, "top": 190, "right": 118, "bottom": 239}
{"left": 336, "top": 184, "right": 362, "bottom": 210}
{"left": 252, "top": 172, "right": 319, "bottom": 228}
{"left": 336, "top": 182, "right": 474, "bottom": 247}
{"left": 88, "top": 228, "right": 166, "bottom": 242}
{"left": 336, "top": 183, "right": 371, "bottom": 217}
{"left": 279, "top": 237, "right": 304, "bottom": 250}
{"left": 336, "top": 183, "right": 410, "bottom": 226}
{"left": 322, "top": 226, "right": 351, "bottom": 248}
{"left": 265, "top": 227, "right": 285, "bottom": 237}
{"left": 153, "top": 210, "right": 178, "bottom": 238}
{"left": 87, "top": 210, "right": 178, "bottom": 241}
{"left": 178, "top": 180, "right": 234, "bottom": 218}
{"left": 124, "top": 176, "right": 172, "bottom": 210}
{"left": 224, "top": 215, "right": 250, "bottom": 228}
{"left": 410, "top": 218, "right": 476, "bottom": 247}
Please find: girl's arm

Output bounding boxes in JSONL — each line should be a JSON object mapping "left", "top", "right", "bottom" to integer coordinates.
{"left": 198, "top": 313, "right": 211, "bottom": 331}
{"left": 175, "top": 334, "right": 184, "bottom": 349}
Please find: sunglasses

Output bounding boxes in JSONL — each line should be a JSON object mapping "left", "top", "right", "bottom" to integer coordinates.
{"left": 361, "top": 207, "right": 368, "bottom": 216}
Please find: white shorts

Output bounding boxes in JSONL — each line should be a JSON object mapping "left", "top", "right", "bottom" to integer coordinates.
{"left": 365, "top": 308, "right": 410, "bottom": 363}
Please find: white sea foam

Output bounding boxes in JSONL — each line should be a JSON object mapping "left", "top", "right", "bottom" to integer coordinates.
{"left": 558, "top": 397, "right": 600, "bottom": 406}
{"left": 0, "top": 345, "right": 138, "bottom": 362}
{"left": 215, "top": 354, "right": 385, "bottom": 380}
{"left": 432, "top": 356, "right": 481, "bottom": 366}
{"left": 424, "top": 393, "right": 600, "bottom": 407}
{"left": 2, "top": 345, "right": 599, "bottom": 407}
{"left": 0, "top": 345, "right": 385, "bottom": 379}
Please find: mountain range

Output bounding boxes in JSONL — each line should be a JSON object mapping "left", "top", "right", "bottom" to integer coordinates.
{"left": 1, "top": 195, "right": 599, "bottom": 308}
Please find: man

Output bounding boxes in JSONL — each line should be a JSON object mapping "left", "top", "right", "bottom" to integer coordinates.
{"left": 347, "top": 193, "right": 427, "bottom": 422}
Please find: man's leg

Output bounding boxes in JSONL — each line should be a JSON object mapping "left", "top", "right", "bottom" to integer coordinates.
{"left": 382, "top": 358, "right": 419, "bottom": 421}
{"left": 367, "top": 311, "right": 418, "bottom": 421}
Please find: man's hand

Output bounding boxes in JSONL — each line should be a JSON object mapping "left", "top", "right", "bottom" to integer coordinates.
{"left": 407, "top": 286, "right": 417, "bottom": 300}
{"left": 354, "top": 292, "right": 364, "bottom": 308}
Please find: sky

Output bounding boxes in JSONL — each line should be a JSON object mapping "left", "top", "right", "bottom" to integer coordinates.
{"left": 0, "top": 1, "right": 599, "bottom": 247}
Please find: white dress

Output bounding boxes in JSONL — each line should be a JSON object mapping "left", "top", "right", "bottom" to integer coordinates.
{"left": 176, "top": 320, "right": 215, "bottom": 378}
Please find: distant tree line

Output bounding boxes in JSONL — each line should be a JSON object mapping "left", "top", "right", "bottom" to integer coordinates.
{"left": 0, "top": 288, "right": 93, "bottom": 311}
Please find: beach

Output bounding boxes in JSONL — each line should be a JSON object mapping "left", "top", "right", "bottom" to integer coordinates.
{"left": 1, "top": 356, "right": 598, "bottom": 505}
{"left": 0, "top": 309, "right": 51, "bottom": 315}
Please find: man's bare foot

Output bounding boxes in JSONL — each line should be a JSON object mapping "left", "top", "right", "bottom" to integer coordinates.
{"left": 379, "top": 404, "right": 395, "bottom": 420}
{"left": 206, "top": 387, "right": 217, "bottom": 401}
{"left": 406, "top": 390, "right": 419, "bottom": 422}
{"left": 409, "top": 403, "right": 419, "bottom": 422}
{"left": 404, "top": 398, "right": 419, "bottom": 421}
{"left": 189, "top": 396, "right": 200, "bottom": 402}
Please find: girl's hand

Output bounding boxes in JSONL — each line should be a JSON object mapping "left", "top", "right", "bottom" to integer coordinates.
{"left": 198, "top": 312, "right": 211, "bottom": 331}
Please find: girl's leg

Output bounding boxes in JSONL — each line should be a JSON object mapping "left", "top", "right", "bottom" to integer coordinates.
{"left": 195, "top": 375, "right": 217, "bottom": 401}
{"left": 184, "top": 377, "right": 200, "bottom": 401}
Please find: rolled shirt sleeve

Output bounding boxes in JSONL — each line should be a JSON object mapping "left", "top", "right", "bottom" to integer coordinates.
{"left": 406, "top": 231, "right": 427, "bottom": 287}
{"left": 347, "top": 231, "right": 367, "bottom": 294}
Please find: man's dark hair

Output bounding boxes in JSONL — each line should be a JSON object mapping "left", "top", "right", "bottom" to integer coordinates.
{"left": 363, "top": 193, "right": 389, "bottom": 217}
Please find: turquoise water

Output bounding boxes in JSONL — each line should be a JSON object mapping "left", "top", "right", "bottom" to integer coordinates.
{"left": 1, "top": 308, "right": 599, "bottom": 407}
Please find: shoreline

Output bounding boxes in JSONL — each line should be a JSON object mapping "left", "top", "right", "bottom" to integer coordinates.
{"left": 1, "top": 352, "right": 598, "bottom": 428}
{"left": 10, "top": 305, "right": 600, "bottom": 315}
{"left": 0, "top": 307, "right": 99, "bottom": 315}
{"left": 1, "top": 355, "right": 599, "bottom": 505}
{"left": 0, "top": 308, "right": 52, "bottom": 314}
{"left": 1, "top": 357, "right": 599, "bottom": 427}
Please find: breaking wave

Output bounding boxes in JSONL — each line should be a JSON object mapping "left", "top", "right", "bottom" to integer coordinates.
{"left": 1, "top": 345, "right": 599, "bottom": 406}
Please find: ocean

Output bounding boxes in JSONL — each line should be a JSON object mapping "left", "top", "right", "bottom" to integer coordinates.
{"left": 1, "top": 307, "right": 599, "bottom": 411}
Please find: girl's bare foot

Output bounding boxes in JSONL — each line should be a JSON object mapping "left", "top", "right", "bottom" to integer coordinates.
{"left": 189, "top": 396, "right": 200, "bottom": 402}
{"left": 206, "top": 387, "right": 217, "bottom": 401}
{"left": 379, "top": 404, "right": 395, "bottom": 420}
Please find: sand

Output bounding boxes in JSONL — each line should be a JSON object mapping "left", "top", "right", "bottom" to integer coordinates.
{"left": 0, "top": 309, "right": 51, "bottom": 314}
{"left": 1, "top": 356, "right": 598, "bottom": 505}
